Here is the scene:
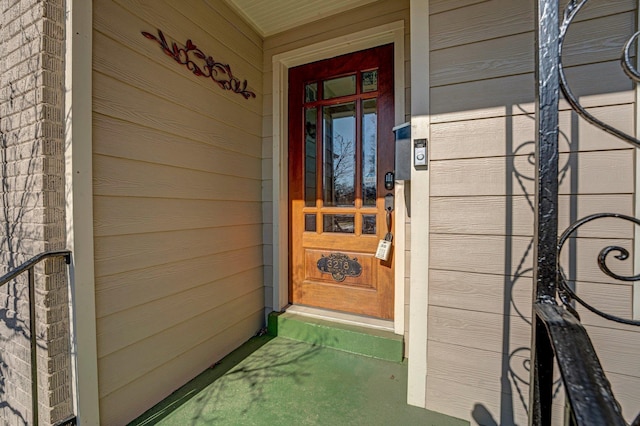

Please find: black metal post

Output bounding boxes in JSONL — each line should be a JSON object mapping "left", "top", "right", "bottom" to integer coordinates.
{"left": 28, "top": 266, "right": 39, "bottom": 426}
{"left": 530, "top": 0, "right": 560, "bottom": 424}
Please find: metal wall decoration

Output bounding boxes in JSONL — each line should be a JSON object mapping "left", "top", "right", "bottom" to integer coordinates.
{"left": 317, "top": 253, "right": 362, "bottom": 282}
{"left": 141, "top": 29, "right": 256, "bottom": 100}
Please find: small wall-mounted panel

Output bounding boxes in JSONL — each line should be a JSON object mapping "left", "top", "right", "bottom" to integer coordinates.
{"left": 393, "top": 122, "right": 411, "bottom": 180}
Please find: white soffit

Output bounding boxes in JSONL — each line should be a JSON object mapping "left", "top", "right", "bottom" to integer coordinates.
{"left": 221, "top": 0, "right": 380, "bottom": 37}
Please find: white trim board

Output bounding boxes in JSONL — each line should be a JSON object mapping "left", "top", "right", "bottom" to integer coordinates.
{"left": 407, "top": 0, "right": 430, "bottom": 409}
{"left": 65, "top": 0, "right": 101, "bottom": 423}
{"left": 271, "top": 21, "right": 407, "bottom": 335}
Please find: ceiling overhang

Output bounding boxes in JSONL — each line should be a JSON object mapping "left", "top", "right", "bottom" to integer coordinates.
{"left": 221, "top": 0, "right": 380, "bottom": 38}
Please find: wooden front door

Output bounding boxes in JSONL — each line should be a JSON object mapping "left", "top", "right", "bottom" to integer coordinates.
{"left": 288, "top": 44, "right": 395, "bottom": 319}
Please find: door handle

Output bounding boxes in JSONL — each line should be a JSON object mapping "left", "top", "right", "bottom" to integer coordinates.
{"left": 384, "top": 193, "right": 394, "bottom": 236}
{"left": 385, "top": 193, "right": 394, "bottom": 212}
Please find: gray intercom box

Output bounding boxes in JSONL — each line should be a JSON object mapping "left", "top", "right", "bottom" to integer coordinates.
{"left": 393, "top": 122, "right": 411, "bottom": 180}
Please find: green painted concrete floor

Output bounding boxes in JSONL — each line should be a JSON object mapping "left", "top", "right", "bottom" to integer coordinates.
{"left": 130, "top": 335, "right": 468, "bottom": 426}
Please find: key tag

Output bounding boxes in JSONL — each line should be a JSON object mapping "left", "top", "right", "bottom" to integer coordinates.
{"left": 375, "top": 232, "right": 393, "bottom": 261}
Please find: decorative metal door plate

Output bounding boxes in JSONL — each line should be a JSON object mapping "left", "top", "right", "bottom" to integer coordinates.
{"left": 317, "top": 253, "right": 362, "bottom": 282}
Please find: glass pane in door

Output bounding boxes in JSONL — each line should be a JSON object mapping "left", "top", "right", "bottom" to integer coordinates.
{"left": 305, "top": 107, "right": 317, "bottom": 206}
{"left": 323, "top": 214, "right": 355, "bottom": 233}
{"left": 323, "top": 102, "right": 356, "bottom": 207}
{"left": 362, "top": 214, "right": 377, "bottom": 234}
{"left": 323, "top": 75, "right": 356, "bottom": 99}
{"left": 305, "top": 214, "right": 317, "bottom": 232}
{"left": 362, "top": 98, "right": 377, "bottom": 206}
{"left": 305, "top": 82, "right": 318, "bottom": 102}
{"left": 362, "top": 70, "right": 378, "bottom": 92}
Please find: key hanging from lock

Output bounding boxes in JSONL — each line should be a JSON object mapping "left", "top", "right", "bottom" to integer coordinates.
{"left": 375, "top": 195, "right": 394, "bottom": 261}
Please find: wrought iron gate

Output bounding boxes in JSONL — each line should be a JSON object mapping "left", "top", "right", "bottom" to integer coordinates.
{"left": 531, "top": 0, "right": 640, "bottom": 424}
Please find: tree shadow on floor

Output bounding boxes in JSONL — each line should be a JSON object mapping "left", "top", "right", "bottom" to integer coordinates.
{"left": 130, "top": 332, "right": 329, "bottom": 425}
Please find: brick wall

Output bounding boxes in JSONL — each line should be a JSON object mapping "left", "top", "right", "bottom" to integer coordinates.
{"left": 0, "top": 0, "right": 72, "bottom": 424}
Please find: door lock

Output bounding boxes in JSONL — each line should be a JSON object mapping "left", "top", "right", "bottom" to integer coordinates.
{"left": 384, "top": 172, "right": 395, "bottom": 190}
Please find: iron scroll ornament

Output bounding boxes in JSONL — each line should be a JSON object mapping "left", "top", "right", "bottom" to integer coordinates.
{"left": 317, "top": 253, "right": 362, "bottom": 282}
{"left": 554, "top": 0, "right": 640, "bottom": 327}
{"left": 558, "top": 0, "right": 640, "bottom": 148}
{"left": 141, "top": 29, "right": 256, "bottom": 100}
{"left": 557, "top": 214, "right": 640, "bottom": 327}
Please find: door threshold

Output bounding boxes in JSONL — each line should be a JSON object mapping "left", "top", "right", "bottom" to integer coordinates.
{"left": 285, "top": 305, "right": 395, "bottom": 332}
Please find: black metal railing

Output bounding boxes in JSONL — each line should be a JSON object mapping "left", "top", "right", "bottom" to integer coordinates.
{"left": 531, "top": 1, "right": 640, "bottom": 425}
{"left": 0, "top": 250, "right": 74, "bottom": 426}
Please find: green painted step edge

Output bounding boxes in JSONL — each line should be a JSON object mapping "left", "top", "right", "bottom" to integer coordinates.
{"left": 268, "top": 311, "right": 404, "bottom": 362}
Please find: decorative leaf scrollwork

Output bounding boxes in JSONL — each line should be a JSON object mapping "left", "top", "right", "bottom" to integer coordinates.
{"left": 142, "top": 29, "right": 256, "bottom": 100}
{"left": 557, "top": 213, "right": 640, "bottom": 326}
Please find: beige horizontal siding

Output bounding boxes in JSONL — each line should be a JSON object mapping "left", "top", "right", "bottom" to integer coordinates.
{"left": 98, "top": 268, "right": 261, "bottom": 357}
{"left": 431, "top": 195, "right": 634, "bottom": 238}
{"left": 97, "top": 284, "right": 264, "bottom": 394}
{"left": 429, "top": 0, "right": 487, "bottom": 16}
{"left": 431, "top": 12, "right": 635, "bottom": 87}
{"left": 92, "top": 0, "right": 264, "bottom": 424}
{"left": 427, "top": 0, "right": 639, "bottom": 424}
{"left": 430, "top": 104, "right": 633, "bottom": 160}
{"left": 92, "top": 74, "right": 261, "bottom": 153}
{"left": 430, "top": 0, "right": 635, "bottom": 51}
{"left": 93, "top": 155, "right": 261, "bottom": 200}
{"left": 93, "top": 197, "right": 262, "bottom": 237}
{"left": 98, "top": 311, "right": 263, "bottom": 426}
{"left": 425, "top": 374, "right": 565, "bottom": 425}
{"left": 608, "top": 371, "right": 640, "bottom": 421}
{"left": 431, "top": 149, "right": 634, "bottom": 197}
{"left": 431, "top": 60, "right": 634, "bottom": 123}
{"left": 93, "top": 115, "right": 262, "bottom": 180}
{"left": 95, "top": 245, "right": 263, "bottom": 318}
